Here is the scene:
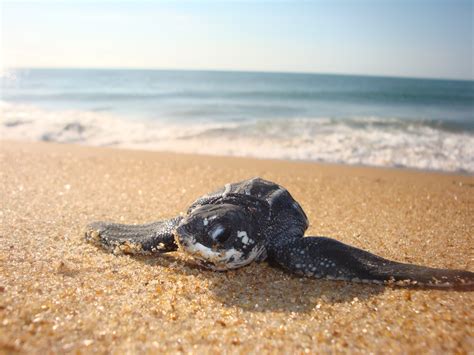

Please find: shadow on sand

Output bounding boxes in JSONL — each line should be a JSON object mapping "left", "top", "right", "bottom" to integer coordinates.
{"left": 127, "top": 252, "right": 385, "bottom": 313}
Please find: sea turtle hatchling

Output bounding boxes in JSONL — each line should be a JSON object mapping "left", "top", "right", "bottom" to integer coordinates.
{"left": 85, "top": 177, "right": 474, "bottom": 289}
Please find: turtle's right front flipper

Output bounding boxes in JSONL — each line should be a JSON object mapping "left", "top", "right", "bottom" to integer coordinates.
{"left": 85, "top": 217, "right": 183, "bottom": 255}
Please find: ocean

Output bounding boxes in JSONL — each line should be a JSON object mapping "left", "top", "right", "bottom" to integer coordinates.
{"left": 1, "top": 68, "right": 473, "bottom": 172}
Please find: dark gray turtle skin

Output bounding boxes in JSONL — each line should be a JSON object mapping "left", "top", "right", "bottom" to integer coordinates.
{"left": 85, "top": 177, "right": 474, "bottom": 289}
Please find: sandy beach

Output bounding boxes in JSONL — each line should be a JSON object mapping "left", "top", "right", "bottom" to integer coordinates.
{"left": 1, "top": 140, "right": 473, "bottom": 353}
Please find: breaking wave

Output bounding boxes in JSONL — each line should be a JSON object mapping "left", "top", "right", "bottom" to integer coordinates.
{"left": 1, "top": 101, "right": 473, "bottom": 173}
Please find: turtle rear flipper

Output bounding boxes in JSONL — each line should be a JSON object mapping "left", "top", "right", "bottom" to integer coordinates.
{"left": 268, "top": 236, "right": 474, "bottom": 290}
{"left": 85, "top": 217, "right": 182, "bottom": 255}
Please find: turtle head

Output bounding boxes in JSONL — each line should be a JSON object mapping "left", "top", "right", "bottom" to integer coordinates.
{"left": 175, "top": 203, "right": 266, "bottom": 270}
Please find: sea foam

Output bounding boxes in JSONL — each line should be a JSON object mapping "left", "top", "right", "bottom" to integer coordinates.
{"left": 1, "top": 101, "right": 473, "bottom": 173}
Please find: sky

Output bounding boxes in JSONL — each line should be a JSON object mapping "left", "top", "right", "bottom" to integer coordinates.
{"left": 1, "top": 0, "right": 473, "bottom": 80}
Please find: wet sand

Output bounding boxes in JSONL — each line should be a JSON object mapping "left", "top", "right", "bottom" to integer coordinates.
{"left": 1, "top": 140, "right": 473, "bottom": 353}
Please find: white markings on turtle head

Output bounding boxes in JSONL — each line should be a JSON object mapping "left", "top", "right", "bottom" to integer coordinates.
{"left": 182, "top": 240, "right": 254, "bottom": 271}
{"left": 237, "top": 230, "right": 253, "bottom": 245}
{"left": 237, "top": 230, "right": 248, "bottom": 243}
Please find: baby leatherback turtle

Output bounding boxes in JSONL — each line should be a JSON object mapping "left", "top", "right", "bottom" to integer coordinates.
{"left": 85, "top": 177, "right": 474, "bottom": 289}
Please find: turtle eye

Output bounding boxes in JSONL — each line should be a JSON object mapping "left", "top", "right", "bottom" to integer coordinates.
{"left": 216, "top": 229, "right": 232, "bottom": 244}
{"left": 209, "top": 225, "right": 232, "bottom": 244}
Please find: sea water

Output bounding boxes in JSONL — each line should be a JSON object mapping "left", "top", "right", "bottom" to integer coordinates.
{"left": 1, "top": 68, "right": 473, "bottom": 172}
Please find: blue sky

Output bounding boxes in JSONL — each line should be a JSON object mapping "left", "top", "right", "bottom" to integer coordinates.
{"left": 1, "top": 0, "right": 473, "bottom": 79}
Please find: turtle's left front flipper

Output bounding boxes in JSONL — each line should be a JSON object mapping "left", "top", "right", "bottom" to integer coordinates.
{"left": 267, "top": 236, "right": 474, "bottom": 289}
{"left": 85, "top": 217, "right": 182, "bottom": 255}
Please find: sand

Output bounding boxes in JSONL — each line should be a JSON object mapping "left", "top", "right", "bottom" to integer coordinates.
{"left": 0, "top": 140, "right": 473, "bottom": 354}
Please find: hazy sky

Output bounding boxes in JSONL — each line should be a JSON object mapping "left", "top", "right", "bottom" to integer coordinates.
{"left": 1, "top": 0, "right": 473, "bottom": 79}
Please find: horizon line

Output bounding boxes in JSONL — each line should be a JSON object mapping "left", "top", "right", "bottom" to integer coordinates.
{"left": 5, "top": 66, "right": 473, "bottom": 83}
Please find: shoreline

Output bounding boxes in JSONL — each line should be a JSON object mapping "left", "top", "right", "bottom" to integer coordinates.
{"left": 62, "top": 140, "right": 474, "bottom": 177}
{"left": 103, "top": 144, "right": 474, "bottom": 177}
{"left": 2, "top": 138, "right": 473, "bottom": 177}
{"left": 1, "top": 140, "right": 473, "bottom": 353}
